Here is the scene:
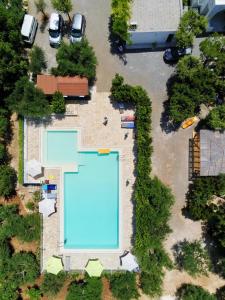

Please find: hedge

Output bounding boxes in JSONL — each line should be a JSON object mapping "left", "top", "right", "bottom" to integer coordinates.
{"left": 111, "top": 74, "right": 174, "bottom": 296}
{"left": 18, "top": 117, "right": 24, "bottom": 185}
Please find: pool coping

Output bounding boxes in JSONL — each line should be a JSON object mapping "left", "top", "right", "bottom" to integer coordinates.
{"left": 40, "top": 127, "right": 122, "bottom": 254}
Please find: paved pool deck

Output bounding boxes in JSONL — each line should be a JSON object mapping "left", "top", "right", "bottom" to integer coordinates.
{"left": 25, "top": 90, "right": 135, "bottom": 271}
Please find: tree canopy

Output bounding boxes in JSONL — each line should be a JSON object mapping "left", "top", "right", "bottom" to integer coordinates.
{"left": 51, "top": 91, "right": 65, "bottom": 114}
{"left": 175, "top": 9, "right": 207, "bottom": 48}
{"left": 66, "top": 277, "right": 102, "bottom": 300}
{"left": 7, "top": 77, "right": 50, "bottom": 117}
{"left": 52, "top": 40, "right": 97, "bottom": 83}
{"left": 29, "top": 46, "right": 47, "bottom": 78}
{"left": 167, "top": 35, "right": 225, "bottom": 124}
{"left": 176, "top": 284, "right": 216, "bottom": 300}
{"left": 109, "top": 272, "right": 139, "bottom": 300}
{"left": 0, "top": 165, "right": 17, "bottom": 197}
{"left": 51, "top": 0, "right": 72, "bottom": 21}
{"left": 174, "top": 239, "right": 210, "bottom": 277}
{"left": 41, "top": 272, "right": 66, "bottom": 296}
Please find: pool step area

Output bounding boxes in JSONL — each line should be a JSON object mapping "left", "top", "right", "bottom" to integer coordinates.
{"left": 62, "top": 163, "right": 78, "bottom": 173}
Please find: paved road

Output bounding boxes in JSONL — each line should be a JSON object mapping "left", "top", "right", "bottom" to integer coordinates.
{"left": 29, "top": 0, "right": 204, "bottom": 295}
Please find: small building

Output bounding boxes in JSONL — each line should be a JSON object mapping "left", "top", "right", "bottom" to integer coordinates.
{"left": 37, "top": 75, "right": 89, "bottom": 97}
{"left": 127, "top": 0, "right": 183, "bottom": 49}
{"left": 192, "top": 130, "right": 225, "bottom": 177}
{"left": 191, "top": 0, "right": 225, "bottom": 32}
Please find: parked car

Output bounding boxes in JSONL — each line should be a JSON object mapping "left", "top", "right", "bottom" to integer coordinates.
{"left": 48, "top": 13, "right": 64, "bottom": 47}
{"left": 70, "top": 13, "right": 85, "bottom": 43}
{"left": 21, "top": 14, "right": 38, "bottom": 45}
{"left": 163, "top": 47, "right": 192, "bottom": 63}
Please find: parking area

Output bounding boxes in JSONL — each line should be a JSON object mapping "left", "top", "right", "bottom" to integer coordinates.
{"left": 28, "top": 0, "right": 224, "bottom": 296}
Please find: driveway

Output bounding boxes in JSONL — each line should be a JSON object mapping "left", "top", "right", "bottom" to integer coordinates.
{"left": 29, "top": 0, "right": 222, "bottom": 296}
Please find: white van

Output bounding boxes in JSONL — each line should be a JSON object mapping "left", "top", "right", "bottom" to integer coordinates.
{"left": 21, "top": 14, "right": 38, "bottom": 45}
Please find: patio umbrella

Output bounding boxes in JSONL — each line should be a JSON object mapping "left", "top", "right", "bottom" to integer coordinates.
{"left": 38, "top": 199, "right": 55, "bottom": 217}
{"left": 121, "top": 252, "right": 139, "bottom": 272}
{"left": 85, "top": 259, "right": 104, "bottom": 277}
{"left": 46, "top": 256, "right": 63, "bottom": 275}
{"left": 27, "top": 159, "right": 42, "bottom": 178}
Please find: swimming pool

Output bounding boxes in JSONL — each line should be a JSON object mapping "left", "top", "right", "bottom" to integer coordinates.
{"left": 44, "top": 130, "right": 119, "bottom": 249}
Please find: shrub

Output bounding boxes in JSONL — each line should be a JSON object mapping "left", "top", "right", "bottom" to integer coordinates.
{"left": 52, "top": 91, "right": 65, "bottom": 114}
{"left": 15, "top": 213, "right": 40, "bottom": 242}
{"left": 109, "top": 272, "right": 139, "bottom": 300}
{"left": 206, "top": 105, "right": 225, "bottom": 129}
{"left": 110, "top": 74, "right": 174, "bottom": 297}
{"left": 7, "top": 77, "right": 50, "bottom": 117}
{"left": 111, "top": 0, "right": 132, "bottom": 42}
{"left": 176, "top": 284, "right": 216, "bottom": 300}
{"left": 174, "top": 239, "right": 210, "bottom": 277}
{"left": 175, "top": 9, "right": 207, "bottom": 48}
{"left": 32, "top": 190, "right": 42, "bottom": 203}
{"left": 216, "top": 285, "right": 225, "bottom": 300}
{"left": 0, "top": 165, "right": 17, "bottom": 197}
{"left": 52, "top": 40, "right": 97, "bottom": 83}
{"left": 29, "top": 46, "right": 47, "bottom": 79}
{"left": 0, "top": 116, "right": 9, "bottom": 140}
{"left": 26, "top": 201, "right": 36, "bottom": 211}
{"left": 26, "top": 287, "right": 42, "bottom": 300}
{"left": 0, "top": 284, "right": 18, "bottom": 300}
{"left": 0, "top": 143, "right": 7, "bottom": 164}
{"left": 186, "top": 175, "right": 225, "bottom": 220}
{"left": 18, "top": 117, "right": 24, "bottom": 184}
{"left": 41, "top": 271, "right": 66, "bottom": 296}
{"left": 66, "top": 276, "right": 102, "bottom": 300}
{"left": 10, "top": 252, "right": 39, "bottom": 285}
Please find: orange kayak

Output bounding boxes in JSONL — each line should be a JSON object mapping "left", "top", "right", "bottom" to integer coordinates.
{"left": 181, "top": 117, "right": 198, "bottom": 129}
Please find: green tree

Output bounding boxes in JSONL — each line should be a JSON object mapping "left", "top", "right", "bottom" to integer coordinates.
{"left": 208, "top": 204, "right": 225, "bottom": 250}
{"left": 10, "top": 252, "right": 39, "bottom": 285}
{"left": 41, "top": 271, "right": 66, "bottom": 296}
{"left": 0, "top": 284, "right": 18, "bottom": 300}
{"left": 176, "top": 9, "right": 207, "bottom": 48}
{"left": 35, "top": 0, "right": 48, "bottom": 19}
{"left": 174, "top": 239, "right": 210, "bottom": 277}
{"left": 66, "top": 276, "right": 103, "bottom": 300}
{"left": 52, "top": 91, "right": 65, "bottom": 114}
{"left": 52, "top": 40, "right": 97, "bottom": 83}
{"left": 109, "top": 272, "right": 139, "bottom": 300}
{"left": 7, "top": 77, "right": 51, "bottom": 117}
{"left": 176, "top": 284, "right": 216, "bottom": 300}
{"left": 0, "top": 41, "right": 28, "bottom": 98}
{"left": 51, "top": 0, "right": 72, "bottom": 21}
{"left": 0, "top": 143, "right": 7, "bottom": 164}
{"left": 0, "top": 165, "right": 17, "bottom": 197}
{"left": 29, "top": 46, "right": 47, "bottom": 79}
{"left": 206, "top": 105, "right": 225, "bottom": 129}
{"left": 26, "top": 287, "right": 42, "bottom": 300}
{"left": 15, "top": 213, "right": 40, "bottom": 242}
{"left": 0, "top": 117, "right": 9, "bottom": 141}
{"left": 111, "top": 0, "right": 131, "bottom": 42}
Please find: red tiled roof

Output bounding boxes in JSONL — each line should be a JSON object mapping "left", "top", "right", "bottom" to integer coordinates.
{"left": 36, "top": 75, "right": 89, "bottom": 96}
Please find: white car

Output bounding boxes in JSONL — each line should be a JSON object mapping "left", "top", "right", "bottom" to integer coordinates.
{"left": 48, "top": 13, "right": 64, "bottom": 47}
{"left": 70, "top": 13, "right": 85, "bottom": 43}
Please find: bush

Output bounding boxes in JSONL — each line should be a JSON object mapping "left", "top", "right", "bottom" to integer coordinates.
{"left": 66, "top": 276, "right": 102, "bottom": 300}
{"left": 7, "top": 77, "right": 50, "bottom": 117}
{"left": 174, "top": 240, "right": 210, "bottom": 277}
{"left": 29, "top": 46, "right": 47, "bottom": 78}
{"left": 206, "top": 105, "right": 225, "bottom": 129}
{"left": 10, "top": 252, "right": 39, "bottom": 285}
{"left": 26, "top": 201, "right": 36, "bottom": 211}
{"left": 109, "top": 272, "right": 139, "bottom": 300}
{"left": 0, "top": 116, "right": 9, "bottom": 140}
{"left": 15, "top": 213, "right": 40, "bottom": 242}
{"left": 111, "top": 0, "right": 131, "bottom": 42}
{"left": 52, "top": 40, "right": 97, "bottom": 83}
{"left": 0, "top": 143, "right": 7, "bottom": 164}
{"left": 52, "top": 91, "right": 65, "bottom": 114}
{"left": 41, "top": 271, "right": 66, "bottom": 296}
{"left": 110, "top": 74, "right": 174, "bottom": 297}
{"left": 186, "top": 175, "right": 225, "bottom": 220}
{"left": 0, "top": 165, "right": 17, "bottom": 197}
{"left": 26, "top": 287, "right": 42, "bottom": 300}
{"left": 175, "top": 10, "right": 207, "bottom": 48}
{"left": 18, "top": 117, "right": 24, "bottom": 184}
{"left": 176, "top": 284, "right": 216, "bottom": 300}
{"left": 216, "top": 285, "right": 225, "bottom": 300}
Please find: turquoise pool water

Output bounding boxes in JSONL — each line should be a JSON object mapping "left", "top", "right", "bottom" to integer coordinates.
{"left": 44, "top": 130, "right": 119, "bottom": 249}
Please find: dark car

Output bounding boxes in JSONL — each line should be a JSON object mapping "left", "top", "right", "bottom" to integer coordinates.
{"left": 163, "top": 47, "right": 192, "bottom": 63}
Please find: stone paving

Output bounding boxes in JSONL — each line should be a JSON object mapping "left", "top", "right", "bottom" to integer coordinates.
{"left": 26, "top": 90, "right": 135, "bottom": 270}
